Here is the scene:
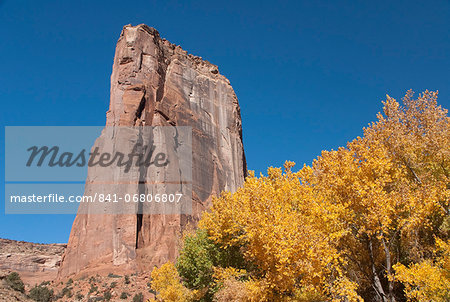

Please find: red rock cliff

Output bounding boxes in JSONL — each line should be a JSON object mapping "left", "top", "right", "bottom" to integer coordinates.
{"left": 58, "top": 24, "right": 246, "bottom": 277}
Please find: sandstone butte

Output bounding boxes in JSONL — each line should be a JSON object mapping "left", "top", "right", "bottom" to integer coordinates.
{"left": 58, "top": 24, "right": 247, "bottom": 278}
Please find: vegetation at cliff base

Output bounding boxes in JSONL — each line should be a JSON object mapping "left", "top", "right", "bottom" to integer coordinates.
{"left": 5, "top": 272, "right": 25, "bottom": 293}
{"left": 28, "top": 284, "right": 54, "bottom": 302}
{"left": 150, "top": 90, "right": 449, "bottom": 301}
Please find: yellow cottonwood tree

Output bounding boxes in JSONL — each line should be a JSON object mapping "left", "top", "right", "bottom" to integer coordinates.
{"left": 151, "top": 90, "right": 448, "bottom": 301}
{"left": 200, "top": 163, "right": 361, "bottom": 301}
{"left": 149, "top": 262, "right": 196, "bottom": 302}
{"left": 201, "top": 90, "right": 448, "bottom": 301}
{"left": 302, "top": 90, "right": 449, "bottom": 301}
{"left": 394, "top": 238, "right": 450, "bottom": 302}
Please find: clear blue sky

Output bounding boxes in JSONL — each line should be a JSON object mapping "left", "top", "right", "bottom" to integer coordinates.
{"left": 1, "top": 0, "right": 449, "bottom": 243}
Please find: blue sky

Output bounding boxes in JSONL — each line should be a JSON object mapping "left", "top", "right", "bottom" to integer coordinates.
{"left": 1, "top": 0, "right": 449, "bottom": 243}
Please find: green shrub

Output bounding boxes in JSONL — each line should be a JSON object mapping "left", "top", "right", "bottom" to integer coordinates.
{"left": 62, "top": 286, "right": 73, "bottom": 297}
{"left": 103, "top": 289, "right": 112, "bottom": 301}
{"left": 175, "top": 229, "right": 246, "bottom": 299}
{"left": 132, "top": 292, "right": 144, "bottom": 302}
{"left": 75, "top": 292, "right": 84, "bottom": 300}
{"left": 176, "top": 229, "right": 216, "bottom": 289}
{"left": 28, "top": 285, "right": 54, "bottom": 302}
{"left": 107, "top": 273, "right": 121, "bottom": 278}
{"left": 110, "top": 281, "right": 117, "bottom": 288}
{"left": 89, "top": 284, "right": 98, "bottom": 294}
{"left": 120, "top": 292, "right": 128, "bottom": 299}
{"left": 5, "top": 272, "right": 25, "bottom": 293}
{"left": 66, "top": 278, "right": 73, "bottom": 285}
{"left": 124, "top": 275, "right": 130, "bottom": 284}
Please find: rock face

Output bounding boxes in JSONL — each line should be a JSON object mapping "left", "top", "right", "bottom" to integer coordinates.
{"left": 58, "top": 24, "right": 246, "bottom": 278}
{"left": 0, "top": 238, "right": 66, "bottom": 285}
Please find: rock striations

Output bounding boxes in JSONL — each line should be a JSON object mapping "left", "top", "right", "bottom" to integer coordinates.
{"left": 0, "top": 239, "right": 66, "bottom": 285}
{"left": 58, "top": 24, "right": 246, "bottom": 278}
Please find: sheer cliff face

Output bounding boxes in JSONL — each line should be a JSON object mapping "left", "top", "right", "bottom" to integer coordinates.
{"left": 58, "top": 24, "right": 246, "bottom": 277}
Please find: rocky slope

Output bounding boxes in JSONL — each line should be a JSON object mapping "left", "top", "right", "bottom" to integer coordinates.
{"left": 0, "top": 278, "right": 31, "bottom": 302}
{"left": 0, "top": 238, "right": 66, "bottom": 286}
{"left": 59, "top": 24, "right": 246, "bottom": 278}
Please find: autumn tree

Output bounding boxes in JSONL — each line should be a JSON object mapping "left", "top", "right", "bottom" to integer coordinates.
{"left": 200, "top": 163, "right": 359, "bottom": 301}
{"left": 301, "top": 90, "right": 449, "bottom": 301}
{"left": 151, "top": 90, "right": 448, "bottom": 301}
{"left": 394, "top": 238, "right": 450, "bottom": 301}
{"left": 149, "top": 262, "right": 195, "bottom": 302}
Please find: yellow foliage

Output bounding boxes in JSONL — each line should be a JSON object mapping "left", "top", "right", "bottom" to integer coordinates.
{"left": 152, "top": 90, "right": 448, "bottom": 301}
{"left": 200, "top": 162, "right": 358, "bottom": 299}
{"left": 243, "top": 279, "right": 270, "bottom": 302}
{"left": 302, "top": 90, "right": 449, "bottom": 300}
{"left": 200, "top": 91, "right": 448, "bottom": 301}
{"left": 394, "top": 238, "right": 450, "bottom": 302}
{"left": 212, "top": 267, "right": 247, "bottom": 287}
{"left": 149, "top": 262, "right": 196, "bottom": 302}
{"left": 330, "top": 277, "right": 363, "bottom": 302}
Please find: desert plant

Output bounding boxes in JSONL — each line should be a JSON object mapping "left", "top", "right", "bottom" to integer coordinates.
{"left": 61, "top": 286, "right": 73, "bottom": 298}
{"left": 132, "top": 292, "right": 144, "bottom": 302}
{"left": 103, "top": 289, "right": 112, "bottom": 301}
{"left": 124, "top": 275, "right": 130, "bottom": 284}
{"left": 28, "top": 285, "right": 54, "bottom": 302}
{"left": 89, "top": 284, "right": 98, "bottom": 294}
{"left": 5, "top": 272, "right": 25, "bottom": 293}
